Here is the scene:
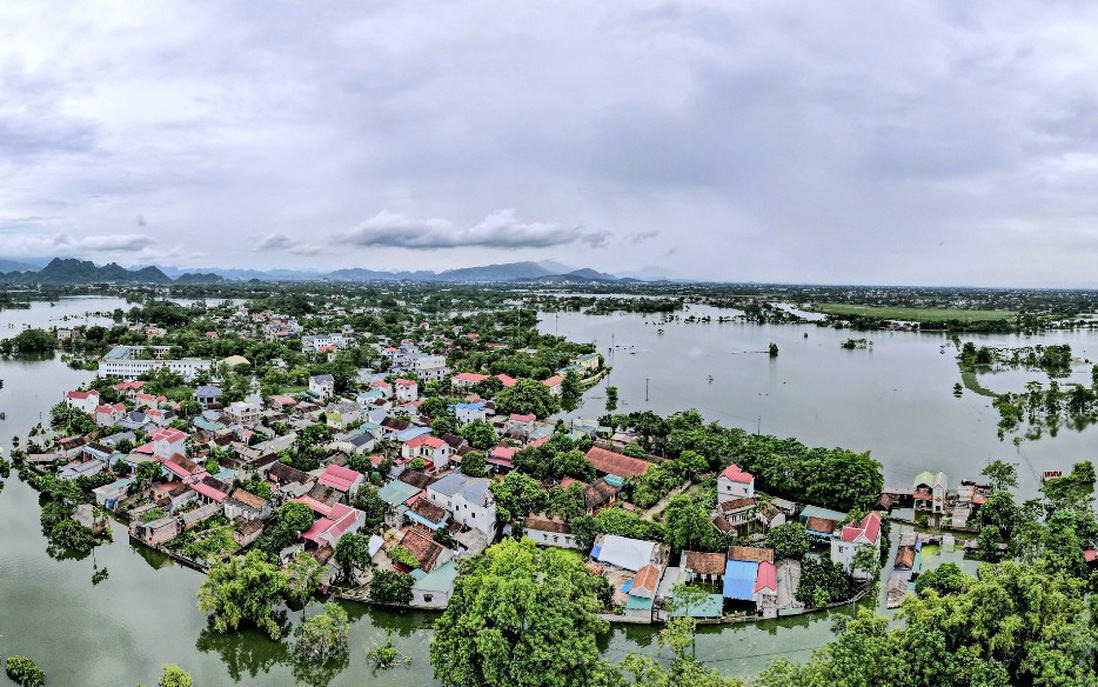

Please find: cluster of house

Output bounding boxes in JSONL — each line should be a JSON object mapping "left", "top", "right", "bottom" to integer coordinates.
{"left": 41, "top": 336, "right": 613, "bottom": 611}
{"left": 524, "top": 461, "right": 883, "bottom": 622}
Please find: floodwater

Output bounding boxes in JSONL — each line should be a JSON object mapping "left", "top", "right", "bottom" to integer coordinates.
{"left": 5, "top": 296, "right": 1089, "bottom": 685}
{"left": 544, "top": 303, "right": 1098, "bottom": 498}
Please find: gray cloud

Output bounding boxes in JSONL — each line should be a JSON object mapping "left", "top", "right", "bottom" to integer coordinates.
{"left": 251, "top": 231, "right": 328, "bottom": 256}
{"left": 252, "top": 232, "right": 295, "bottom": 252}
{"left": 3, "top": 2, "right": 1098, "bottom": 284}
{"left": 338, "top": 210, "right": 608, "bottom": 250}
{"left": 56, "top": 233, "right": 155, "bottom": 252}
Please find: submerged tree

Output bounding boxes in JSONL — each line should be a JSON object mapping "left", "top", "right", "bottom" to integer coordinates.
{"left": 198, "top": 549, "right": 288, "bottom": 639}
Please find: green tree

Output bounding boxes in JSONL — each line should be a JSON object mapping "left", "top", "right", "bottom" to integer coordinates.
{"left": 460, "top": 419, "right": 498, "bottom": 451}
{"left": 460, "top": 450, "right": 488, "bottom": 478}
{"left": 431, "top": 539, "right": 610, "bottom": 687}
{"left": 489, "top": 471, "right": 548, "bottom": 524}
{"left": 981, "top": 460, "right": 1019, "bottom": 492}
{"left": 278, "top": 501, "right": 316, "bottom": 533}
{"left": 353, "top": 486, "right": 387, "bottom": 528}
{"left": 140, "top": 664, "right": 195, "bottom": 687}
{"left": 765, "top": 522, "right": 810, "bottom": 561}
{"left": 4, "top": 656, "right": 44, "bottom": 687}
{"left": 663, "top": 495, "right": 718, "bottom": 552}
{"left": 285, "top": 552, "right": 323, "bottom": 604}
{"left": 368, "top": 569, "right": 413, "bottom": 605}
{"left": 494, "top": 378, "right": 560, "bottom": 419}
{"left": 913, "top": 562, "right": 968, "bottom": 596}
{"left": 333, "top": 531, "right": 374, "bottom": 583}
{"left": 197, "top": 549, "right": 289, "bottom": 639}
{"left": 605, "top": 386, "right": 618, "bottom": 413}
{"left": 294, "top": 602, "right": 350, "bottom": 664}
{"left": 289, "top": 423, "right": 329, "bottom": 471}
{"left": 560, "top": 371, "right": 583, "bottom": 412}
{"left": 1071, "top": 460, "right": 1096, "bottom": 485}
{"left": 978, "top": 525, "right": 1003, "bottom": 560}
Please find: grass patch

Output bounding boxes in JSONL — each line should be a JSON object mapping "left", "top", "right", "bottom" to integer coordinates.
{"left": 960, "top": 368, "right": 999, "bottom": 398}
{"left": 814, "top": 304, "right": 1016, "bottom": 323}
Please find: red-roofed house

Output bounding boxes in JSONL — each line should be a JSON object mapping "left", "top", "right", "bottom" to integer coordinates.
{"left": 831, "top": 511, "right": 882, "bottom": 578}
{"left": 495, "top": 374, "right": 517, "bottom": 388}
{"left": 318, "top": 464, "right": 364, "bottom": 496}
{"left": 95, "top": 403, "right": 127, "bottom": 427}
{"left": 542, "top": 375, "right": 563, "bottom": 397}
{"left": 717, "top": 464, "right": 755, "bottom": 504}
{"left": 301, "top": 503, "right": 364, "bottom": 548}
{"left": 402, "top": 434, "right": 451, "bottom": 470}
{"left": 507, "top": 413, "right": 536, "bottom": 438}
{"left": 152, "top": 427, "right": 188, "bottom": 459}
{"left": 452, "top": 372, "right": 489, "bottom": 389}
{"left": 134, "top": 392, "right": 160, "bottom": 409}
{"left": 65, "top": 390, "right": 100, "bottom": 415}
{"left": 394, "top": 378, "right": 419, "bottom": 403}
{"left": 372, "top": 380, "right": 393, "bottom": 399}
{"left": 584, "top": 446, "right": 652, "bottom": 480}
{"left": 754, "top": 560, "right": 778, "bottom": 611}
{"left": 488, "top": 445, "right": 518, "bottom": 471}
{"left": 191, "top": 477, "right": 230, "bottom": 504}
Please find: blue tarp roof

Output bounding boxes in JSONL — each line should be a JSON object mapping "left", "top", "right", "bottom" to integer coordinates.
{"left": 723, "top": 560, "right": 758, "bottom": 601}
{"left": 621, "top": 579, "right": 634, "bottom": 594}
{"left": 590, "top": 544, "right": 602, "bottom": 559}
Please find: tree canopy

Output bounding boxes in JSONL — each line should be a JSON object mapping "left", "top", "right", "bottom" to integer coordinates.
{"left": 431, "top": 538, "right": 610, "bottom": 687}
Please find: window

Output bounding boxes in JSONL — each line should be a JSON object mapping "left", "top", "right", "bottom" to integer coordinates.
{"left": 423, "top": 594, "right": 433, "bottom": 603}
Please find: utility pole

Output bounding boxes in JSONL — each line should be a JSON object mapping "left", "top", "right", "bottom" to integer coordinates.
{"left": 645, "top": 378, "right": 649, "bottom": 403}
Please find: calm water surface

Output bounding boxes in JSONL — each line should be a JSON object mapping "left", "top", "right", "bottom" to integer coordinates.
{"left": 6, "top": 297, "right": 1088, "bottom": 685}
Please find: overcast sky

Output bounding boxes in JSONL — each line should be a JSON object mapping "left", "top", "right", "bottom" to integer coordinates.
{"left": 3, "top": 2, "right": 1098, "bottom": 285}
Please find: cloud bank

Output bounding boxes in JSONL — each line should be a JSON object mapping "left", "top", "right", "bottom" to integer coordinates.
{"left": 2, "top": 2, "right": 1098, "bottom": 284}
{"left": 339, "top": 210, "right": 606, "bottom": 250}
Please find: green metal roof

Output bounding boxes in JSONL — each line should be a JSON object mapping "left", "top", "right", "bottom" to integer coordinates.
{"left": 412, "top": 561, "right": 459, "bottom": 593}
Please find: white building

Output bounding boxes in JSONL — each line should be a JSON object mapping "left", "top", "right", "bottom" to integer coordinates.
{"left": 394, "top": 378, "right": 419, "bottom": 403}
{"left": 226, "top": 401, "right": 261, "bottom": 426}
{"left": 65, "top": 390, "right": 100, "bottom": 415}
{"left": 524, "top": 514, "right": 580, "bottom": 549}
{"left": 151, "top": 427, "right": 188, "bottom": 459}
{"left": 454, "top": 401, "right": 490, "bottom": 426}
{"left": 427, "top": 472, "right": 496, "bottom": 535}
{"left": 309, "top": 374, "right": 335, "bottom": 400}
{"left": 830, "top": 511, "right": 882, "bottom": 578}
{"left": 717, "top": 463, "right": 755, "bottom": 505}
{"left": 98, "top": 345, "right": 211, "bottom": 382}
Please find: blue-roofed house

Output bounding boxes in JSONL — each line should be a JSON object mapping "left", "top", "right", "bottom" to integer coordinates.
{"left": 723, "top": 560, "right": 758, "bottom": 601}
{"left": 454, "top": 401, "right": 490, "bottom": 426}
{"left": 395, "top": 426, "right": 433, "bottom": 443}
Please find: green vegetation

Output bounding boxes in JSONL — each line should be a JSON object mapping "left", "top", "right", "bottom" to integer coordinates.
{"left": 431, "top": 539, "right": 609, "bottom": 687}
{"left": 293, "top": 603, "right": 350, "bottom": 664}
{"left": 197, "top": 549, "right": 289, "bottom": 639}
{"left": 4, "top": 656, "right": 45, "bottom": 687}
{"left": 601, "top": 409, "right": 883, "bottom": 512}
{"left": 815, "top": 303, "right": 1017, "bottom": 323}
{"left": 366, "top": 634, "right": 412, "bottom": 669}
{"left": 139, "top": 664, "right": 195, "bottom": 687}
{"left": 0, "top": 328, "right": 55, "bottom": 355}
{"left": 368, "top": 569, "right": 414, "bottom": 605}
{"left": 765, "top": 522, "right": 811, "bottom": 561}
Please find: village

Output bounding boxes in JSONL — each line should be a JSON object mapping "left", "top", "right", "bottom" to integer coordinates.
{"left": 8, "top": 296, "right": 1059, "bottom": 629}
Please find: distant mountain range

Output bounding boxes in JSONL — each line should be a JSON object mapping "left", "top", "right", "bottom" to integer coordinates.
{"left": 0, "top": 257, "right": 690, "bottom": 285}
